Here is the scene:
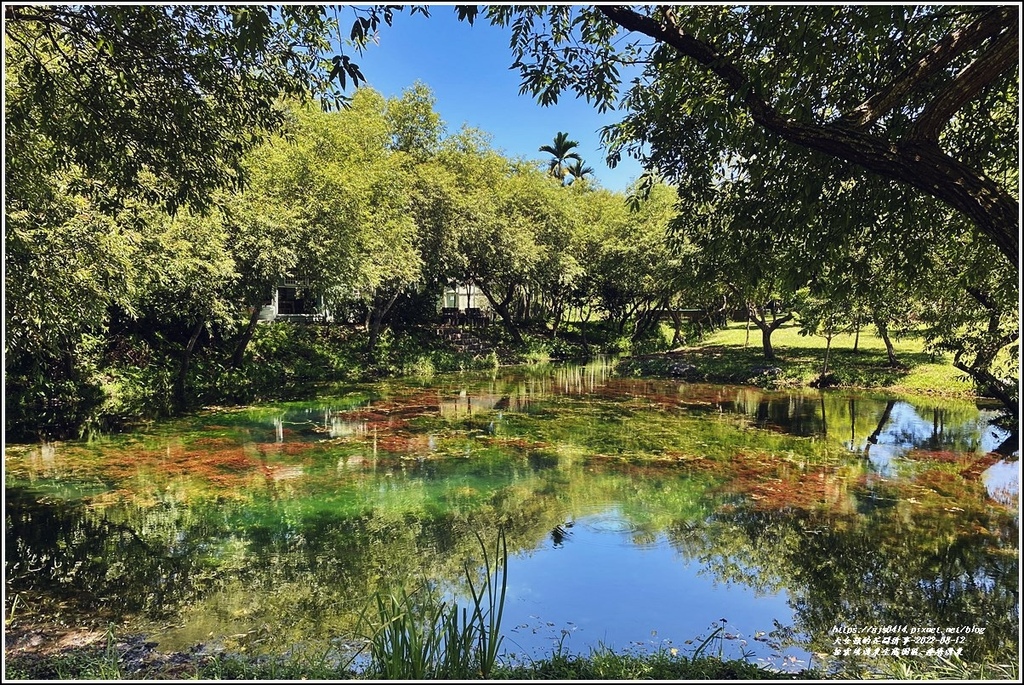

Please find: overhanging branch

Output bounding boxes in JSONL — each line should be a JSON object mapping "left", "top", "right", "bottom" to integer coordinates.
{"left": 599, "top": 5, "right": 776, "bottom": 122}
{"left": 909, "top": 23, "right": 1019, "bottom": 140}
{"left": 597, "top": 4, "right": 1020, "bottom": 269}
{"left": 840, "top": 6, "right": 1016, "bottom": 129}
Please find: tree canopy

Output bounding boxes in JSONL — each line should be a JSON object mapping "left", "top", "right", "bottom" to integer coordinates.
{"left": 3, "top": 4, "right": 344, "bottom": 211}
{"left": 4, "top": 4, "right": 1019, "bottom": 436}
{"left": 468, "top": 4, "right": 1019, "bottom": 268}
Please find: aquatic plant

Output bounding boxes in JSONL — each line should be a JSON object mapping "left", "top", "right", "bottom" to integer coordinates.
{"left": 358, "top": 529, "right": 508, "bottom": 679}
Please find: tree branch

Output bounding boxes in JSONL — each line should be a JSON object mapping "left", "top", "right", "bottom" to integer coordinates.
{"left": 5, "top": 6, "right": 89, "bottom": 38}
{"left": 840, "top": 6, "right": 1016, "bottom": 129}
{"left": 597, "top": 4, "right": 1020, "bottom": 268}
{"left": 964, "top": 285, "right": 997, "bottom": 312}
{"left": 909, "top": 22, "right": 1019, "bottom": 141}
{"left": 599, "top": 5, "right": 776, "bottom": 122}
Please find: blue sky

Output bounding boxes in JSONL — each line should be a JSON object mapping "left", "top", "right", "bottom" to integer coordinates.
{"left": 344, "top": 6, "right": 646, "bottom": 192}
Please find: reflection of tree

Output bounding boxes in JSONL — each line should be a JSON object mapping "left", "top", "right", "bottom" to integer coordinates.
{"left": 5, "top": 377, "right": 1015, "bottom": 662}
{"left": 716, "top": 390, "right": 992, "bottom": 458}
{"left": 663, "top": 503, "right": 1018, "bottom": 663}
{"left": 4, "top": 467, "right": 575, "bottom": 653}
{"left": 990, "top": 432, "right": 1020, "bottom": 457}
{"left": 7, "top": 452, "right": 715, "bottom": 651}
{"left": 866, "top": 400, "right": 896, "bottom": 445}
{"left": 4, "top": 489, "right": 230, "bottom": 622}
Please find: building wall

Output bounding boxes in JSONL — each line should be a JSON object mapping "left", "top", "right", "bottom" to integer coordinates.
{"left": 258, "top": 278, "right": 331, "bottom": 322}
{"left": 441, "top": 283, "right": 491, "bottom": 311}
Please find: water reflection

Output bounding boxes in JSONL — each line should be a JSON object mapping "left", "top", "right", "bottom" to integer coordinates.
{"left": 985, "top": 461, "right": 1020, "bottom": 508}
{"left": 4, "top": 362, "right": 1018, "bottom": 670}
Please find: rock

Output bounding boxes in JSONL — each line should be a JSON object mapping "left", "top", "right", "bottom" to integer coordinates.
{"left": 667, "top": 362, "right": 699, "bottom": 379}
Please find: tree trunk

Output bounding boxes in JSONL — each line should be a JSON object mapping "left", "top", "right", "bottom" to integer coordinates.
{"left": 991, "top": 432, "right": 1020, "bottom": 457}
{"left": 852, "top": 316, "right": 861, "bottom": 353}
{"left": 478, "top": 282, "right": 523, "bottom": 345}
{"left": 716, "top": 294, "right": 728, "bottom": 327}
{"left": 551, "top": 297, "right": 563, "bottom": 338}
{"left": 819, "top": 395, "right": 827, "bottom": 438}
{"left": 867, "top": 400, "right": 897, "bottom": 444}
{"left": 631, "top": 305, "right": 656, "bottom": 342}
{"left": 580, "top": 305, "right": 592, "bottom": 346}
{"left": 748, "top": 304, "right": 793, "bottom": 361}
{"left": 175, "top": 319, "right": 204, "bottom": 412}
{"left": 952, "top": 286, "right": 1020, "bottom": 415}
{"left": 366, "top": 291, "right": 401, "bottom": 353}
{"left": 231, "top": 305, "right": 263, "bottom": 369}
{"left": 760, "top": 326, "right": 776, "bottom": 361}
{"left": 954, "top": 362, "right": 1018, "bottom": 417}
{"left": 822, "top": 335, "right": 833, "bottom": 376}
{"left": 670, "top": 309, "right": 683, "bottom": 347}
{"left": 874, "top": 316, "right": 899, "bottom": 367}
{"left": 849, "top": 398, "right": 856, "bottom": 446}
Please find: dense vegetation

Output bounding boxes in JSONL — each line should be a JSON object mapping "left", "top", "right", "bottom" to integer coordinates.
{"left": 4, "top": 8, "right": 1018, "bottom": 683}
{"left": 5, "top": 6, "right": 1018, "bottom": 436}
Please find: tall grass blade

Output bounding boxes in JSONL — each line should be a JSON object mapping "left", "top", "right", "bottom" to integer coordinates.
{"left": 692, "top": 626, "right": 723, "bottom": 661}
{"left": 358, "top": 529, "right": 509, "bottom": 679}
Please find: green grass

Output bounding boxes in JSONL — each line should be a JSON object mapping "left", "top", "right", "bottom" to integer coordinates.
{"left": 12, "top": 640, "right": 1017, "bottom": 681}
{"left": 833, "top": 653, "right": 1020, "bottom": 680}
{"left": 8, "top": 617, "right": 1017, "bottom": 681}
{"left": 619, "top": 321, "right": 977, "bottom": 398}
{"left": 490, "top": 645, "right": 818, "bottom": 680}
{"left": 3, "top": 640, "right": 818, "bottom": 681}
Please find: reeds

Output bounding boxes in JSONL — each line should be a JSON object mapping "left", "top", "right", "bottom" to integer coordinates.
{"left": 359, "top": 529, "right": 508, "bottom": 679}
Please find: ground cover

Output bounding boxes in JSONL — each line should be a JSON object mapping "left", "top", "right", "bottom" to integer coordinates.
{"left": 618, "top": 321, "right": 977, "bottom": 398}
{"left": 5, "top": 624, "right": 1016, "bottom": 680}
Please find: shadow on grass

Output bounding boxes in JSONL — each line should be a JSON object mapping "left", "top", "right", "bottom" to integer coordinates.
{"left": 618, "top": 342, "right": 962, "bottom": 395}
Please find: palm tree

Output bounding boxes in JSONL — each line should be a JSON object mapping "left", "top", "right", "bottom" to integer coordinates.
{"left": 539, "top": 132, "right": 582, "bottom": 183}
{"left": 565, "top": 158, "right": 595, "bottom": 184}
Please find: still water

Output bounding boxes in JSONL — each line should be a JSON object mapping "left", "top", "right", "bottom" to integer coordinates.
{"left": 4, "top": 361, "right": 1018, "bottom": 671}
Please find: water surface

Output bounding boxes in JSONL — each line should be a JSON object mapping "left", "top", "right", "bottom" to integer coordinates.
{"left": 4, "top": 362, "right": 1018, "bottom": 671}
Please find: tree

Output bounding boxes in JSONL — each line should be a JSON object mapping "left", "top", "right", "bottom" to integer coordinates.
{"left": 474, "top": 5, "right": 1018, "bottom": 269}
{"left": 240, "top": 91, "right": 422, "bottom": 352}
{"left": 3, "top": 5, "right": 350, "bottom": 212}
{"left": 220, "top": 190, "right": 302, "bottom": 369}
{"left": 513, "top": 165, "right": 585, "bottom": 337}
{"left": 412, "top": 129, "right": 556, "bottom": 345}
{"left": 564, "top": 158, "right": 596, "bottom": 185}
{"left": 4, "top": 170, "right": 143, "bottom": 437}
{"left": 466, "top": 161, "right": 545, "bottom": 344}
{"left": 366, "top": 4, "right": 1016, "bottom": 412}
{"left": 674, "top": 179, "right": 807, "bottom": 362}
{"left": 587, "top": 182, "right": 680, "bottom": 345}
{"left": 129, "top": 207, "right": 236, "bottom": 412}
{"left": 538, "top": 132, "right": 583, "bottom": 184}
{"left": 386, "top": 81, "right": 446, "bottom": 158}
{"left": 796, "top": 288, "right": 853, "bottom": 380}
{"left": 916, "top": 225, "right": 1019, "bottom": 416}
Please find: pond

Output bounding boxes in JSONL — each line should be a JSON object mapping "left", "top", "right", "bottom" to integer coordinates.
{"left": 4, "top": 360, "right": 1019, "bottom": 672}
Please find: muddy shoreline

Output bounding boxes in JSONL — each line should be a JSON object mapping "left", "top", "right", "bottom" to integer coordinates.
{"left": 5, "top": 622, "right": 218, "bottom": 679}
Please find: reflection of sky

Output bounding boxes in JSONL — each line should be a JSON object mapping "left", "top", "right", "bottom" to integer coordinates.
{"left": 977, "top": 414, "right": 1018, "bottom": 453}
{"left": 852, "top": 403, "right": 1015, "bottom": 489}
{"left": 983, "top": 460, "right": 1020, "bottom": 507}
{"left": 496, "top": 506, "right": 812, "bottom": 671}
{"left": 860, "top": 402, "right": 922, "bottom": 476}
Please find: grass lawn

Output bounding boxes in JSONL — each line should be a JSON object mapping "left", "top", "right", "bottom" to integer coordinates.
{"left": 619, "top": 321, "right": 977, "bottom": 397}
